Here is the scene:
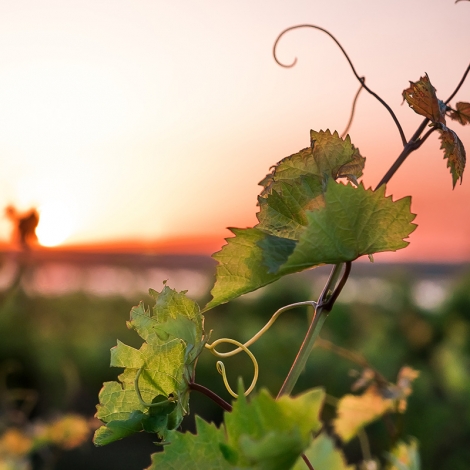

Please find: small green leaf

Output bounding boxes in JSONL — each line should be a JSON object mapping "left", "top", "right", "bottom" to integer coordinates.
{"left": 438, "top": 125, "right": 466, "bottom": 188}
{"left": 448, "top": 101, "right": 470, "bottom": 125}
{"left": 402, "top": 74, "right": 445, "bottom": 124}
{"left": 94, "top": 285, "right": 205, "bottom": 445}
{"left": 293, "top": 432, "right": 354, "bottom": 470}
{"left": 147, "top": 416, "right": 231, "bottom": 470}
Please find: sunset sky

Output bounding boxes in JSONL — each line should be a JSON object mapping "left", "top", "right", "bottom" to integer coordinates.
{"left": 0, "top": 0, "right": 469, "bottom": 261}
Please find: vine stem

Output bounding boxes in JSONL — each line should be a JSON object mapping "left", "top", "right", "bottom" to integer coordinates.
{"left": 277, "top": 263, "right": 349, "bottom": 397}
{"left": 273, "top": 24, "right": 407, "bottom": 146}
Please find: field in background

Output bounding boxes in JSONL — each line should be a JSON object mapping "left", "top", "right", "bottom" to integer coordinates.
{"left": 0, "top": 250, "right": 469, "bottom": 469}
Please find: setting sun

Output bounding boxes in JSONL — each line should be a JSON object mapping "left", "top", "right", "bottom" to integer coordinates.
{"left": 36, "top": 203, "right": 75, "bottom": 247}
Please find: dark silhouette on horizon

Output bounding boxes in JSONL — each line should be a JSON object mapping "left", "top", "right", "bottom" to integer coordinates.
{"left": 5, "top": 205, "right": 39, "bottom": 250}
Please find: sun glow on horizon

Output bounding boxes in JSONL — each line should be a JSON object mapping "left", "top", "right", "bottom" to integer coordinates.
{"left": 36, "top": 203, "right": 76, "bottom": 247}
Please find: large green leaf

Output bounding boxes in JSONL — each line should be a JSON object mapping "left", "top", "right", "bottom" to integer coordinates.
{"left": 207, "top": 180, "right": 416, "bottom": 309}
{"left": 94, "top": 284, "right": 205, "bottom": 446}
{"left": 148, "top": 387, "right": 324, "bottom": 470}
{"left": 204, "top": 228, "right": 289, "bottom": 310}
{"left": 256, "top": 175, "right": 324, "bottom": 240}
{"left": 276, "top": 181, "right": 417, "bottom": 272}
{"left": 206, "top": 130, "right": 417, "bottom": 309}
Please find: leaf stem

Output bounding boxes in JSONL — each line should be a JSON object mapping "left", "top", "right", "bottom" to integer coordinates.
{"left": 301, "top": 453, "right": 315, "bottom": 470}
{"left": 189, "top": 382, "right": 232, "bottom": 412}
{"left": 277, "top": 263, "right": 350, "bottom": 397}
{"left": 445, "top": 63, "right": 470, "bottom": 104}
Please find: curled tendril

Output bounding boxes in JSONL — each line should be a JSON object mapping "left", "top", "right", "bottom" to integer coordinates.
{"left": 205, "top": 338, "right": 259, "bottom": 398}
{"left": 134, "top": 366, "right": 175, "bottom": 408}
{"left": 273, "top": 24, "right": 407, "bottom": 147}
{"left": 207, "top": 301, "right": 317, "bottom": 359}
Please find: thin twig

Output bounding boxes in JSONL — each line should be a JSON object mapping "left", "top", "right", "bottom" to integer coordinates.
{"left": 273, "top": 25, "right": 407, "bottom": 146}
{"left": 445, "top": 63, "right": 470, "bottom": 104}
{"left": 377, "top": 63, "right": 470, "bottom": 188}
{"left": 341, "top": 77, "right": 365, "bottom": 138}
{"left": 302, "top": 453, "right": 315, "bottom": 470}
{"left": 189, "top": 382, "right": 232, "bottom": 412}
{"left": 277, "top": 263, "right": 350, "bottom": 397}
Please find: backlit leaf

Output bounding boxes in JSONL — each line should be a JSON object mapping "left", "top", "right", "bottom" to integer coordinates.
{"left": 208, "top": 132, "right": 413, "bottom": 308}
{"left": 334, "top": 368, "right": 419, "bottom": 443}
{"left": 438, "top": 125, "right": 466, "bottom": 187}
{"left": 224, "top": 387, "right": 324, "bottom": 469}
{"left": 259, "top": 130, "right": 365, "bottom": 196}
{"left": 273, "top": 181, "right": 416, "bottom": 272}
{"left": 402, "top": 74, "right": 446, "bottom": 124}
{"left": 292, "top": 433, "right": 354, "bottom": 470}
{"left": 257, "top": 176, "right": 324, "bottom": 240}
{"left": 449, "top": 101, "right": 470, "bottom": 125}
{"left": 94, "top": 285, "right": 205, "bottom": 445}
{"left": 333, "top": 384, "right": 393, "bottom": 443}
{"left": 147, "top": 416, "right": 231, "bottom": 470}
{"left": 204, "top": 228, "right": 288, "bottom": 310}
{"left": 148, "top": 388, "right": 324, "bottom": 470}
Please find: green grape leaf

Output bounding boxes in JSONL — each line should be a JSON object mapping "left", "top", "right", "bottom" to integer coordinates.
{"left": 205, "top": 228, "right": 289, "bottom": 310}
{"left": 147, "top": 416, "right": 231, "bottom": 470}
{"left": 224, "top": 387, "right": 324, "bottom": 470}
{"left": 148, "top": 388, "right": 324, "bottom": 469}
{"left": 259, "top": 130, "right": 365, "bottom": 196}
{"left": 449, "top": 101, "right": 470, "bottom": 125}
{"left": 292, "top": 432, "right": 354, "bottom": 470}
{"left": 256, "top": 175, "right": 324, "bottom": 240}
{"left": 438, "top": 125, "right": 466, "bottom": 188}
{"left": 207, "top": 131, "right": 413, "bottom": 308}
{"left": 270, "top": 180, "right": 416, "bottom": 273}
{"left": 94, "top": 284, "right": 205, "bottom": 446}
{"left": 402, "top": 74, "right": 446, "bottom": 124}
{"left": 385, "top": 438, "right": 421, "bottom": 470}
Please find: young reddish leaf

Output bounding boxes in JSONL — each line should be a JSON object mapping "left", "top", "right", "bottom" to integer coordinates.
{"left": 402, "top": 74, "right": 446, "bottom": 124}
{"left": 438, "top": 126, "right": 466, "bottom": 187}
{"left": 449, "top": 101, "right": 470, "bottom": 125}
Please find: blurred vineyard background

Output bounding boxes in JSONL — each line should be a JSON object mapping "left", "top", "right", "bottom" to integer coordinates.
{"left": 0, "top": 249, "right": 469, "bottom": 469}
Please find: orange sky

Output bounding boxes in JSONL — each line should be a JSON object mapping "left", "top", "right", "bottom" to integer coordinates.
{"left": 0, "top": 0, "right": 469, "bottom": 261}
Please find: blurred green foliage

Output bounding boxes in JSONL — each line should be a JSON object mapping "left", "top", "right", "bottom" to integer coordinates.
{"left": 0, "top": 262, "right": 469, "bottom": 469}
